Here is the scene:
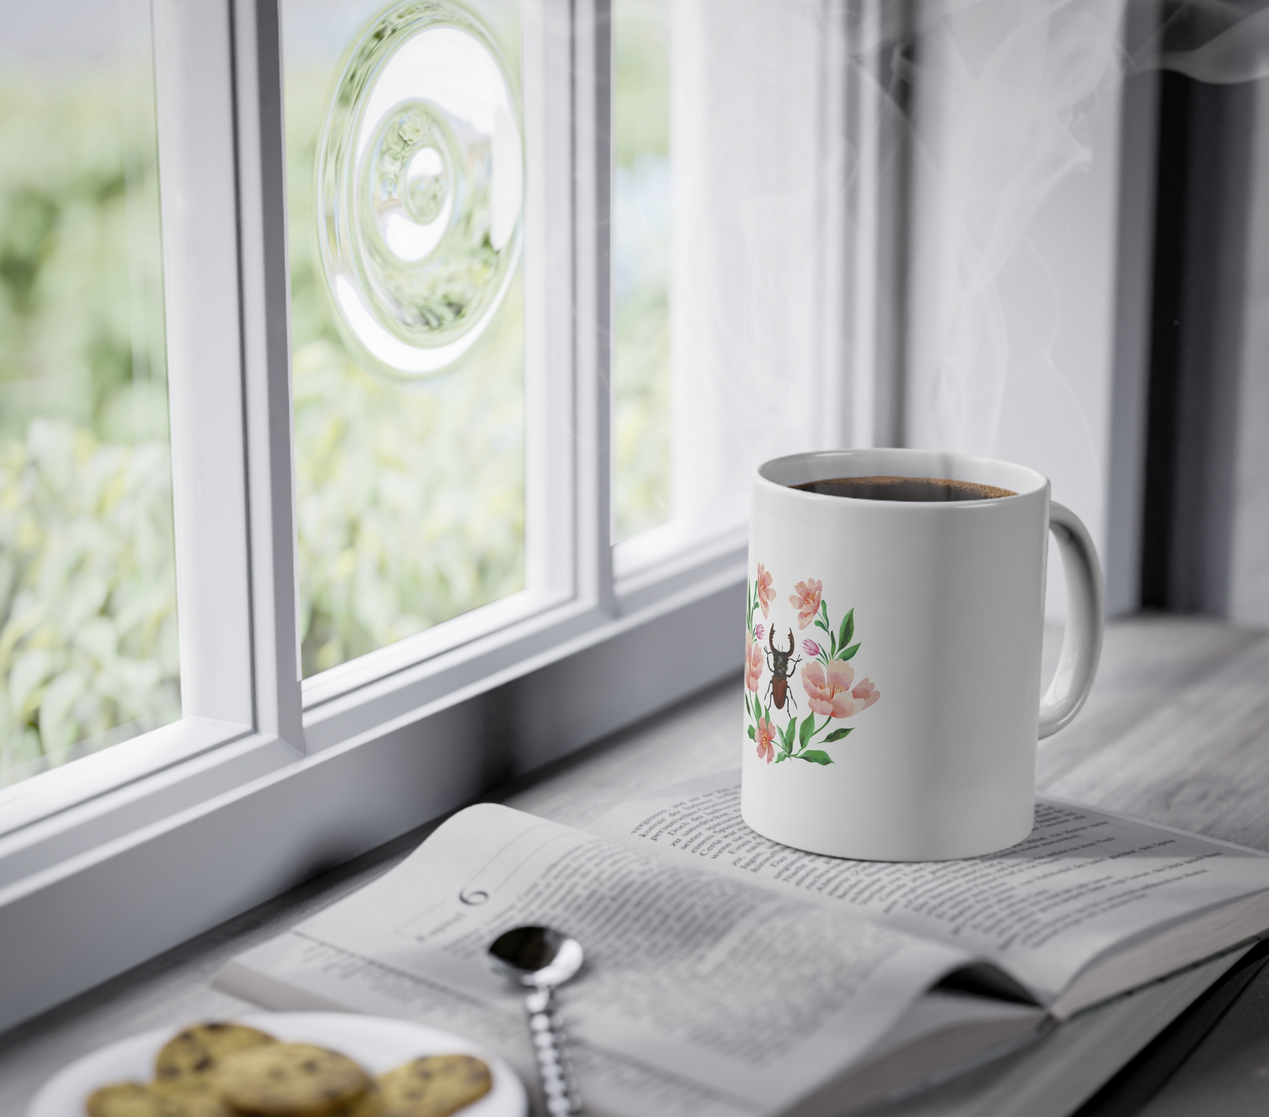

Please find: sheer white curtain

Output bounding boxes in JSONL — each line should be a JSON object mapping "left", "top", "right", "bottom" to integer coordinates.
{"left": 660, "top": 0, "right": 848, "bottom": 550}
{"left": 902, "top": 0, "right": 1130, "bottom": 618}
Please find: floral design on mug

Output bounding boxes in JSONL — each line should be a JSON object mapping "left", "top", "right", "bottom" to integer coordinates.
{"left": 789, "top": 579, "right": 822, "bottom": 629}
{"left": 851, "top": 677, "right": 880, "bottom": 710}
{"left": 802, "top": 660, "right": 879, "bottom": 718}
{"left": 755, "top": 716, "right": 777, "bottom": 764}
{"left": 745, "top": 567, "right": 880, "bottom": 766}
{"left": 744, "top": 638, "right": 764, "bottom": 692}
{"left": 801, "top": 660, "right": 858, "bottom": 718}
{"left": 755, "top": 564, "right": 775, "bottom": 618}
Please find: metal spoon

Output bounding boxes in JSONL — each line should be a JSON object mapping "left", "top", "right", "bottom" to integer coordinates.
{"left": 487, "top": 925, "right": 585, "bottom": 1117}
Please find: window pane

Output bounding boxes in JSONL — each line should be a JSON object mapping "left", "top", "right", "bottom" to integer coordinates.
{"left": 0, "top": 0, "right": 179, "bottom": 787}
{"left": 283, "top": 0, "right": 526, "bottom": 677}
{"left": 612, "top": 0, "right": 672, "bottom": 543}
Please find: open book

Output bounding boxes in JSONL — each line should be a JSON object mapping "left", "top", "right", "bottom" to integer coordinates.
{"left": 218, "top": 772, "right": 1269, "bottom": 1117}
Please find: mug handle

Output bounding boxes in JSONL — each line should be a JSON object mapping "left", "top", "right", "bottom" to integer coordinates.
{"left": 1038, "top": 501, "right": 1105, "bottom": 739}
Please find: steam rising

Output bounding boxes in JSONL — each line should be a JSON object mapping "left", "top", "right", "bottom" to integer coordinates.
{"left": 1151, "top": 3, "right": 1269, "bottom": 83}
{"left": 857, "top": 0, "right": 1269, "bottom": 82}
{"left": 867, "top": 0, "right": 1267, "bottom": 462}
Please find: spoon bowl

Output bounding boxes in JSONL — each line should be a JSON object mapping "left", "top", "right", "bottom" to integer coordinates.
{"left": 487, "top": 924, "right": 585, "bottom": 1116}
{"left": 488, "top": 925, "right": 584, "bottom": 988}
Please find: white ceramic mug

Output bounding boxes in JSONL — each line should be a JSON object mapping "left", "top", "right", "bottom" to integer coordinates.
{"left": 741, "top": 448, "right": 1103, "bottom": 860}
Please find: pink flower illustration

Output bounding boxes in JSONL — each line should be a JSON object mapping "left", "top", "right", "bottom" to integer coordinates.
{"left": 754, "top": 623, "right": 765, "bottom": 642}
{"left": 852, "top": 678, "right": 881, "bottom": 710}
{"left": 744, "top": 639, "right": 764, "bottom": 692}
{"left": 755, "top": 716, "right": 777, "bottom": 763}
{"left": 801, "top": 660, "right": 860, "bottom": 719}
{"left": 756, "top": 564, "right": 775, "bottom": 618}
{"left": 802, "top": 637, "right": 820, "bottom": 657}
{"left": 789, "top": 579, "right": 823, "bottom": 629}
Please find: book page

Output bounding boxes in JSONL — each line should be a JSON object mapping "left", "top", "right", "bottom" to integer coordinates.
{"left": 590, "top": 773, "right": 1269, "bottom": 1004}
{"left": 221, "top": 803, "right": 976, "bottom": 1117}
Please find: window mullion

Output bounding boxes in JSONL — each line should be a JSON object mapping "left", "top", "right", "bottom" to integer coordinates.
{"left": 152, "top": 0, "right": 302, "bottom": 748}
{"left": 523, "top": 0, "right": 582, "bottom": 608}
{"left": 232, "top": 0, "right": 305, "bottom": 750}
{"left": 572, "top": 0, "right": 617, "bottom": 615}
{"left": 152, "top": 0, "right": 257, "bottom": 730}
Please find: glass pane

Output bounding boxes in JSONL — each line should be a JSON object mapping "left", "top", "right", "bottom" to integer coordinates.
{"left": 0, "top": 0, "right": 179, "bottom": 788}
{"left": 612, "top": 0, "right": 671, "bottom": 543}
{"left": 283, "top": 0, "right": 525, "bottom": 677}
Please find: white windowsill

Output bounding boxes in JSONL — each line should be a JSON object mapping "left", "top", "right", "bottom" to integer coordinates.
{"left": 0, "top": 718, "right": 255, "bottom": 842}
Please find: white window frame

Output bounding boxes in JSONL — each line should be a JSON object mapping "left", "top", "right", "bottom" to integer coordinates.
{"left": 0, "top": 0, "right": 756, "bottom": 1032}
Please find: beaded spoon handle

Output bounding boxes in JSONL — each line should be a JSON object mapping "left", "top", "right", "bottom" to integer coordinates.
{"left": 488, "top": 925, "right": 585, "bottom": 1116}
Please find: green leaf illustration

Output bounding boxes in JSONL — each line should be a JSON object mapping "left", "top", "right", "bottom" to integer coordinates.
{"left": 799, "top": 750, "right": 833, "bottom": 765}
{"left": 775, "top": 752, "right": 788, "bottom": 763}
{"left": 798, "top": 714, "right": 817, "bottom": 748}
{"left": 840, "top": 642, "right": 861, "bottom": 661}
{"left": 838, "top": 607, "right": 854, "bottom": 650}
{"left": 820, "top": 600, "right": 830, "bottom": 624}
{"left": 814, "top": 617, "right": 830, "bottom": 634}
{"left": 823, "top": 727, "right": 854, "bottom": 742}
{"left": 780, "top": 720, "right": 796, "bottom": 754}
{"left": 744, "top": 692, "right": 752, "bottom": 718}
{"left": 829, "top": 631, "right": 837, "bottom": 657}
{"left": 747, "top": 724, "right": 756, "bottom": 740}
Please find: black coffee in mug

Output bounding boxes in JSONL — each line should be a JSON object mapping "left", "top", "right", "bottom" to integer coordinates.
{"left": 793, "top": 475, "right": 1016, "bottom": 502}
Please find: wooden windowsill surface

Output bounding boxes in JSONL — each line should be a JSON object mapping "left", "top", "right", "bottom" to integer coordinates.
{"left": 2, "top": 614, "right": 1268, "bottom": 1115}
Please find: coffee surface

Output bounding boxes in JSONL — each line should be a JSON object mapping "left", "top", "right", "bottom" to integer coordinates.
{"left": 793, "top": 475, "right": 1016, "bottom": 502}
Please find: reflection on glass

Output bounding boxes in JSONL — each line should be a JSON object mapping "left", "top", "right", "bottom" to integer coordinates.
{"left": 0, "top": 0, "right": 179, "bottom": 787}
{"left": 284, "top": 0, "right": 525, "bottom": 677}
{"left": 317, "top": 1, "right": 523, "bottom": 377}
{"left": 612, "top": 0, "right": 671, "bottom": 543}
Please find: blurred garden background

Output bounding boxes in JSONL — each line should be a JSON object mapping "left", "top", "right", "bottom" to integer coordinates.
{"left": 0, "top": 2, "right": 179, "bottom": 789}
{"left": 1, "top": 0, "right": 676, "bottom": 787}
{"left": 282, "top": 0, "right": 529, "bottom": 678}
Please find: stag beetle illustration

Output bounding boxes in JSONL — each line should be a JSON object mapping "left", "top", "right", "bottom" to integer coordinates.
{"left": 765, "top": 628, "right": 801, "bottom": 713}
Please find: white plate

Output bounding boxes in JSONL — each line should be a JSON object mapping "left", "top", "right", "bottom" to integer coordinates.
{"left": 27, "top": 1011, "right": 527, "bottom": 1117}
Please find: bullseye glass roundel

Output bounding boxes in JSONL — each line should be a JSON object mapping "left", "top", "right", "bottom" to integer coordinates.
{"left": 317, "top": 0, "right": 523, "bottom": 378}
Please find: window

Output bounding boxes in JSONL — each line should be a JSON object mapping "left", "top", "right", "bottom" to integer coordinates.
{"left": 3, "top": 0, "right": 1268, "bottom": 1035}
{"left": 0, "top": 0, "right": 178, "bottom": 788}
{"left": 283, "top": 0, "right": 528, "bottom": 677}
{"left": 0, "top": 0, "right": 745, "bottom": 1031}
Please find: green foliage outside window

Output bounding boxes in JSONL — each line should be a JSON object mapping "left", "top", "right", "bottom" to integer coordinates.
{"left": 285, "top": 70, "right": 526, "bottom": 677}
{"left": 0, "top": 75, "right": 178, "bottom": 787}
